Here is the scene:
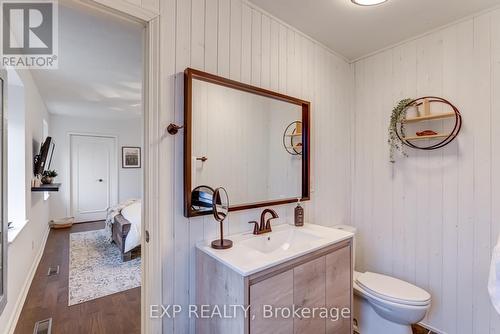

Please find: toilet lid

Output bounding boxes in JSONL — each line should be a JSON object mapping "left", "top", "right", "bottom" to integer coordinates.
{"left": 355, "top": 272, "right": 431, "bottom": 306}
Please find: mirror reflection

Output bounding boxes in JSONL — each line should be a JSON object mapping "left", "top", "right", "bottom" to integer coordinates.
{"left": 191, "top": 78, "right": 303, "bottom": 209}
{"left": 191, "top": 185, "right": 215, "bottom": 213}
{"left": 213, "top": 187, "right": 229, "bottom": 222}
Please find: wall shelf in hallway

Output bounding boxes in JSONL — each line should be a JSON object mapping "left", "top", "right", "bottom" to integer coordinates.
{"left": 31, "top": 183, "right": 61, "bottom": 192}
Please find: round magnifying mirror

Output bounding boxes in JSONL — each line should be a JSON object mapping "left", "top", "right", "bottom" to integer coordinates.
{"left": 191, "top": 185, "right": 215, "bottom": 213}
{"left": 213, "top": 187, "right": 229, "bottom": 222}
{"left": 211, "top": 187, "right": 233, "bottom": 249}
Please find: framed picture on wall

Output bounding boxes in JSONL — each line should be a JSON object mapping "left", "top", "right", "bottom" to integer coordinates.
{"left": 122, "top": 147, "right": 141, "bottom": 168}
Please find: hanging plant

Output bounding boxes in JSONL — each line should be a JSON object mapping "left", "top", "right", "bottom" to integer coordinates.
{"left": 388, "top": 98, "right": 413, "bottom": 163}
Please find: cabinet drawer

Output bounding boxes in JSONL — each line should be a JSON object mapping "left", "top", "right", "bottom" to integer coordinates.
{"left": 197, "top": 238, "right": 353, "bottom": 334}
{"left": 248, "top": 242, "right": 352, "bottom": 334}
{"left": 326, "top": 245, "right": 352, "bottom": 333}
{"left": 250, "top": 270, "right": 294, "bottom": 334}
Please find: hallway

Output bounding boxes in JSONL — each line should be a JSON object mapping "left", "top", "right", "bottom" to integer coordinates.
{"left": 14, "top": 222, "right": 140, "bottom": 334}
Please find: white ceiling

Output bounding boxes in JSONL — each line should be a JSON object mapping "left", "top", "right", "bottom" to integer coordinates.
{"left": 31, "top": 2, "right": 144, "bottom": 120}
{"left": 250, "top": 0, "right": 500, "bottom": 60}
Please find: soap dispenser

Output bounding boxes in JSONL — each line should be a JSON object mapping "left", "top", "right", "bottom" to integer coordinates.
{"left": 294, "top": 198, "right": 304, "bottom": 226}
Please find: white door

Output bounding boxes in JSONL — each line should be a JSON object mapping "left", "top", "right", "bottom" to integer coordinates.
{"left": 70, "top": 135, "right": 117, "bottom": 222}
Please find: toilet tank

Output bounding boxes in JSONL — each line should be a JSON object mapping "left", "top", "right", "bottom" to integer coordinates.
{"left": 333, "top": 224, "right": 357, "bottom": 270}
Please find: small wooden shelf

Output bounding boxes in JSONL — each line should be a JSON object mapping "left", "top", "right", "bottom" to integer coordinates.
{"left": 283, "top": 121, "right": 303, "bottom": 156}
{"left": 403, "top": 133, "right": 454, "bottom": 141}
{"left": 403, "top": 112, "right": 456, "bottom": 123}
{"left": 31, "top": 183, "right": 61, "bottom": 192}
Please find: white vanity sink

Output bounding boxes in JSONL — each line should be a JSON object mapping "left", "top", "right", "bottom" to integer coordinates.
{"left": 196, "top": 223, "right": 353, "bottom": 276}
{"left": 239, "top": 227, "right": 322, "bottom": 254}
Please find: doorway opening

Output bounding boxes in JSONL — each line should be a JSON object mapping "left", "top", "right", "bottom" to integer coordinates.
{"left": 10, "top": 1, "right": 146, "bottom": 332}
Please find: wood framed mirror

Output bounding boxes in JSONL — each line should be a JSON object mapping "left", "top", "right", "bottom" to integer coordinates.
{"left": 184, "top": 68, "right": 310, "bottom": 218}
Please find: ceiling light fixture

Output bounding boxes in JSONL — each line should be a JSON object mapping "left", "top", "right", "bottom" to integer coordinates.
{"left": 351, "top": 0, "right": 388, "bottom": 6}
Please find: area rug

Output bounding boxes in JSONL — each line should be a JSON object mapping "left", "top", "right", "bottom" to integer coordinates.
{"left": 68, "top": 229, "right": 141, "bottom": 306}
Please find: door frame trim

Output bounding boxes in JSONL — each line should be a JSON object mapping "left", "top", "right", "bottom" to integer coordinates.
{"left": 63, "top": 1, "right": 162, "bottom": 332}
{"left": 68, "top": 133, "right": 119, "bottom": 221}
{"left": 0, "top": 68, "right": 8, "bottom": 317}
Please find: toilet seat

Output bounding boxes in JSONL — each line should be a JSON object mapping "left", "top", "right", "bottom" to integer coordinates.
{"left": 355, "top": 272, "right": 431, "bottom": 307}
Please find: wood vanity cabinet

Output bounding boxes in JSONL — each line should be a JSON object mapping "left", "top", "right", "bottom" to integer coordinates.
{"left": 196, "top": 239, "right": 352, "bottom": 334}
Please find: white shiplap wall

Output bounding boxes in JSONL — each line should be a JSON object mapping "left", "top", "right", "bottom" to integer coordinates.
{"left": 352, "top": 9, "right": 500, "bottom": 334}
{"left": 158, "top": 0, "right": 352, "bottom": 332}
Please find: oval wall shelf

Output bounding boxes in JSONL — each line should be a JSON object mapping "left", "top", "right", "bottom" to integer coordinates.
{"left": 283, "top": 121, "right": 303, "bottom": 156}
{"left": 395, "top": 96, "right": 462, "bottom": 151}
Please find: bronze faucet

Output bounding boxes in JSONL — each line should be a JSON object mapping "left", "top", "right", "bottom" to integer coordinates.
{"left": 248, "top": 209, "right": 279, "bottom": 235}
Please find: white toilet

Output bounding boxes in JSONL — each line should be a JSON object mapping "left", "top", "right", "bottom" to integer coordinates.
{"left": 334, "top": 225, "right": 431, "bottom": 334}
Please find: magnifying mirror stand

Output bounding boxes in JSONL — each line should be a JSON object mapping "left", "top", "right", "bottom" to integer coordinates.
{"left": 211, "top": 221, "right": 233, "bottom": 249}
{"left": 210, "top": 187, "right": 233, "bottom": 249}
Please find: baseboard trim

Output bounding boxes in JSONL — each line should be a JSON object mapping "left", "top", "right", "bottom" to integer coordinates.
{"left": 418, "top": 322, "right": 447, "bottom": 334}
{"left": 74, "top": 219, "right": 105, "bottom": 224}
{"left": 6, "top": 226, "right": 50, "bottom": 334}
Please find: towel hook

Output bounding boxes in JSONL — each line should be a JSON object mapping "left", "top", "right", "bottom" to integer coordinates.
{"left": 167, "top": 123, "right": 184, "bottom": 135}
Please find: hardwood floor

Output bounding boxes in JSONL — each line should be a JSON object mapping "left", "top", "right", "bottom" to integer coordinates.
{"left": 412, "top": 324, "right": 437, "bottom": 334}
{"left": 14, "top": 221, "right": 140, "bottom": 334}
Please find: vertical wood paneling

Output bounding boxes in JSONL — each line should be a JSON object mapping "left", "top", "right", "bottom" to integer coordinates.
{"left": 173, "top": 0, "right": 191, "bottom": 332}
{"left": 191, "top": 0, "right": 205, "bottom": 69}
{"left": 217, "top": 0, "right": 232, "bottom": 240}
{"left": 152, "top": 2, "right": 500, "bottom": 333}
{"left": 163, "top": 1, "right": 353, "bottom": 332}
{"left": 261, "top": 15, "right": 270, "bottom": 89}
{"left": 371, "top": 51, "right": 393, "bottom": 275}
{"left": 217, "top": 0, "right": 230, "bottom": 78}
{"left": 352, "top": 59, "right": 363, "bottom": 269}
{"left": 240, "top": 4, "right": 252, "bottom": 84}
{"left": 353, "top": 9, "right": 500, "bottom": 334}
{"left": 294, "top": 34, "right": 303, "bottom": 98}
{"left": 313, "top": 47, "right": 327, "bottom": 224}
{"left": 390, "top": 41, "right": 418, "bottom": 285}
{"left": 400, "top": 42, "right": 418, "bottom": 286}
{"left": 160, "top": 0, "right": 176, "bottom": 331}
{"left": 440, "top": 23, "right": 460, "bottom": 334}
{"left": 278, "top": 25, "right": 287, "bottom": 94}
{"left": 229, "top": 0, "right": 242, "bottom": 81}
{"left": 360, "top": 55, "right": 375, "bottom": 272}
{"left": 454, "top": 19, "right": 475, "bottom": 334}
{"left": 202, "top": 0, "right": 220, "bottom": 244}
{"left": 269, "top": 19, "right": 279, "bottom": 92}
{"left": 420, "top": 32, "right": 444, "bottom": 327}
{"left": 473, "top": 13, "right": 492, "bottom": 334}
{"left": 204, "top": 0, "right": 218, "bottom": 74}
{"left": 189, "top": 3, "right": 207, "bottom": 332}
{"left": 250, "top": 9, "right": 261, "bottom": 86}
{"left": 490, "top": 9, "right": 500, "bottom": 334}
{"left": 286, "top": 30, "right": 295, "bottom": 96}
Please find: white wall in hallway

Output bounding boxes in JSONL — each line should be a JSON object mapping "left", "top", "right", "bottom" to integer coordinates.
{"left": 352, "top": 8, "right": 500, "bottom": 334}
{"left": 49, "top": 114, "right": 143, "bottom": 220}
{"left": 158, "top": 0, "right": 352, "bottom": 332}
{"left": 0, "top": 69, "right": 51, "bottom": 334}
